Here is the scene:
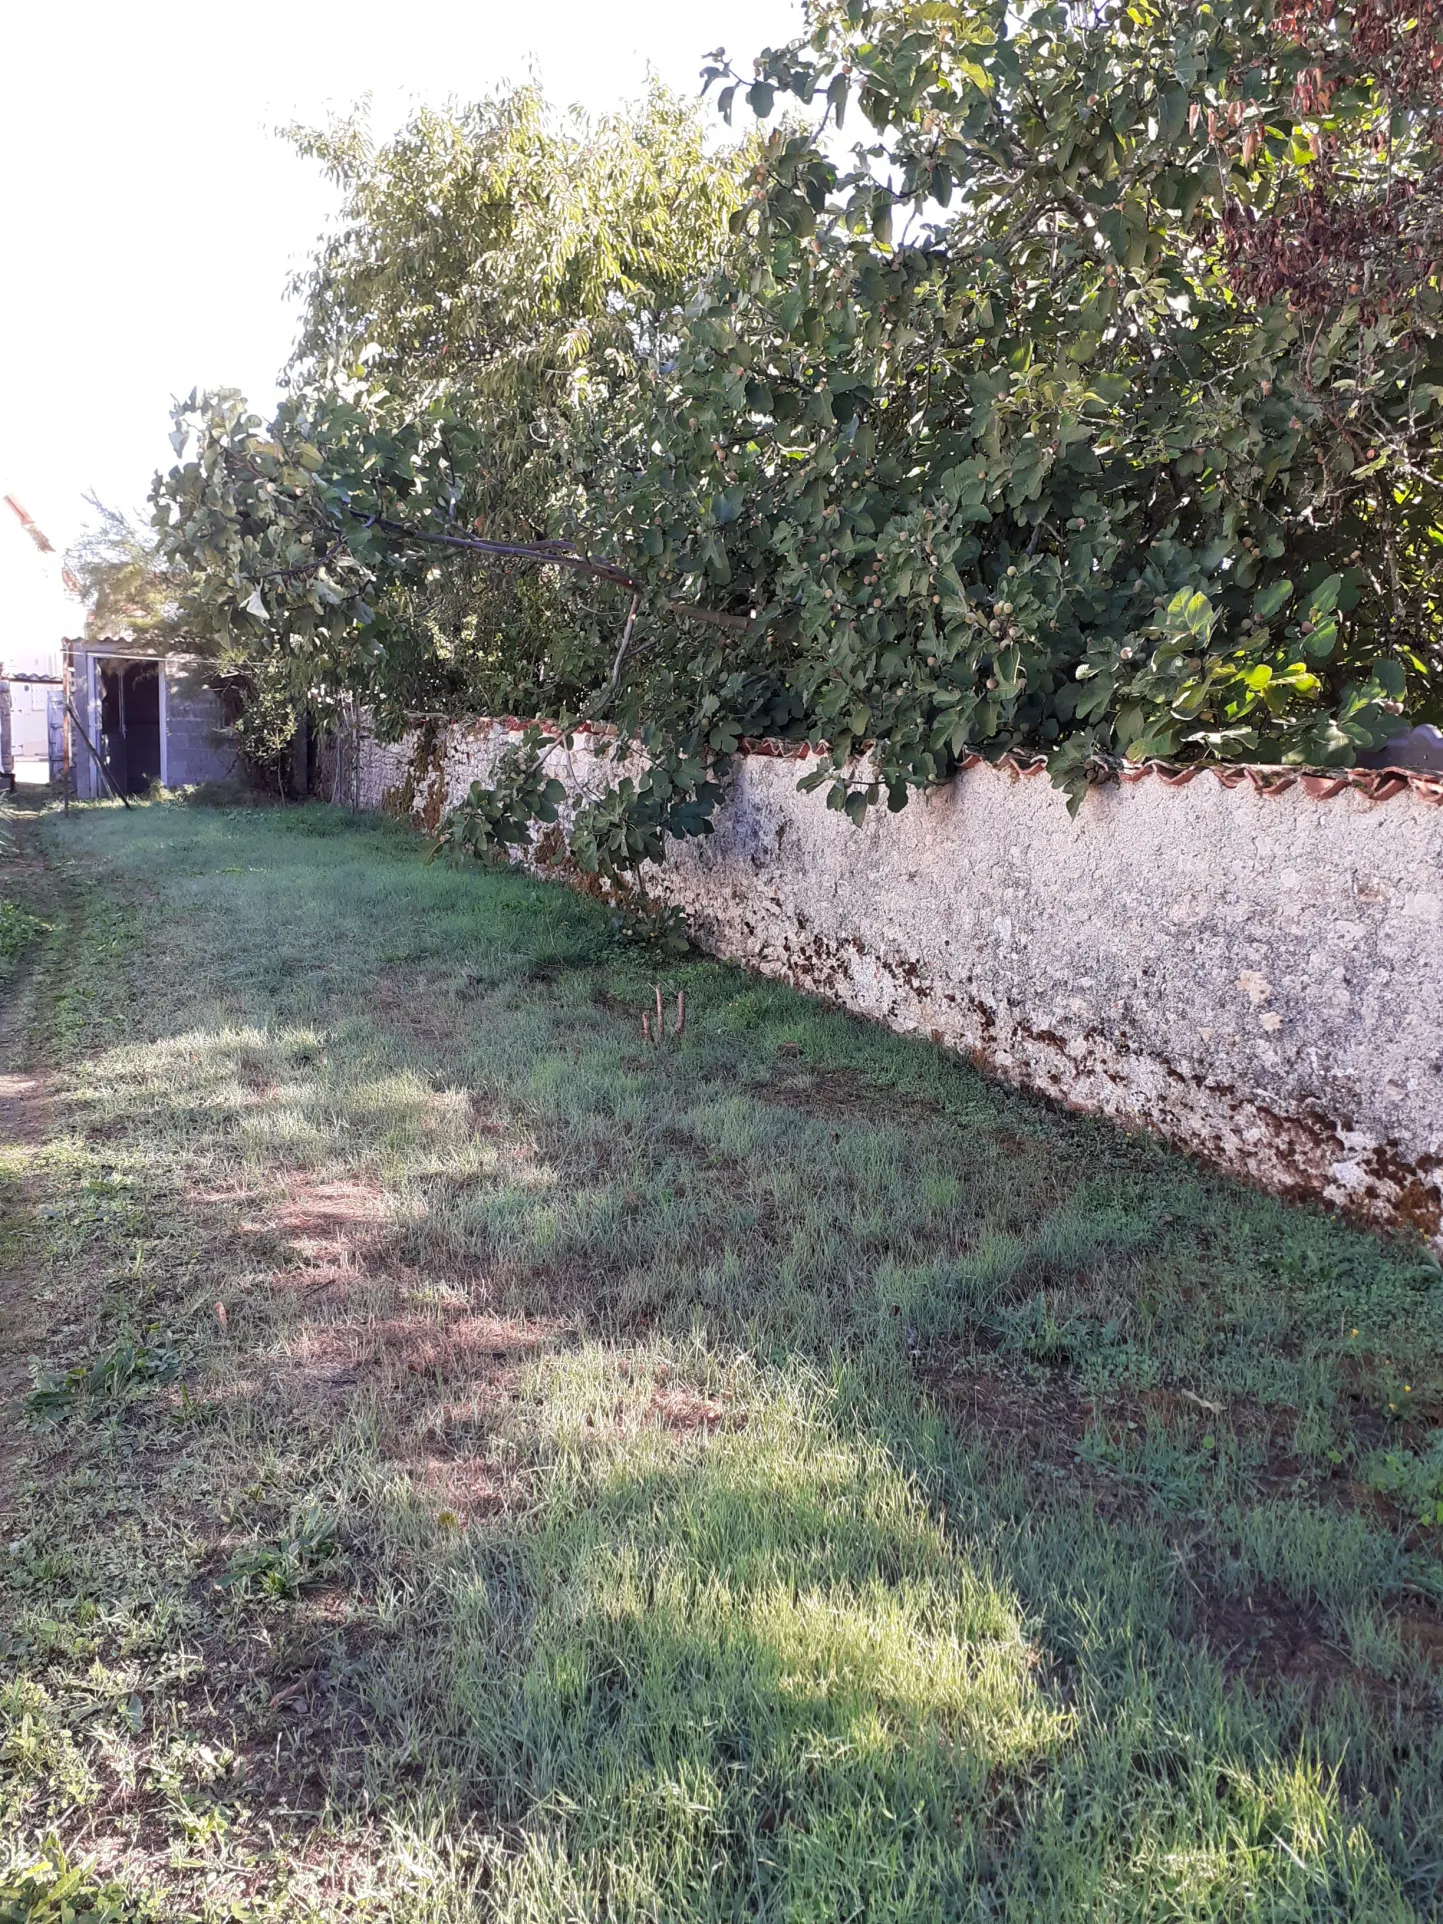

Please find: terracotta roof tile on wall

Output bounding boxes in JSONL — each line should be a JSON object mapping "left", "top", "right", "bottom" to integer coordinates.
{"left": 414, "top": 713, "right": 1443, "bottom": 808}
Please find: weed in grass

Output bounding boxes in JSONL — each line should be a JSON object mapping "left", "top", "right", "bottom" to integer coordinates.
{"left": 0, "top": 1836, "right": 130, "bottom": 1923}
{"left": 25, "top": 1329, "right": 181, "bottom": 1424}
{"left": 216, "top": 1507, "right": 341, "bottom": 1602}
{"left": 608, "top": 898, "right": 693, "bottom": 963}
{"left": 1362, "top": 1433, "right": 1443, "bottom": 1528}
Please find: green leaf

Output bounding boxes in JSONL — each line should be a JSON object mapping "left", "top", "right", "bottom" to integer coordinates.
{"left": 1165, "top": 588, "right": 1215, "bottom": 640}
{"left": 1252, "top": 579, "right": 1294, "bottom": 621}
{"left": 1302, "top": 616, "right": 1338, "bottom": 659}
{"left": 1306, "top": 573, "right": 1343, "bottom": 619}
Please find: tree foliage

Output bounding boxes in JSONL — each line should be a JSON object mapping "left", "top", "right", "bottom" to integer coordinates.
{"left": 154, "top": 0, "right": 1443, "bottom": 871}
{"left": 274, "top": 82, "right": 753, "bottom": 729}
{"left": 66, "top": 496, "right": 187, "bottom": 646}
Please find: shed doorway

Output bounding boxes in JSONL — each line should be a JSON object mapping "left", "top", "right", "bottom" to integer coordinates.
{"left": 99, "top": 661, "right": 163, "bottom": 794}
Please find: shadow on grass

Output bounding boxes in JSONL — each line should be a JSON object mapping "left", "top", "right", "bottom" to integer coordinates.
{"left": 284, "top": 1350, "right": 1429, "bottom": 1921}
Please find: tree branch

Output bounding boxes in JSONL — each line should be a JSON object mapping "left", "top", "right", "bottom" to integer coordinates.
{"left": 368, "top": 516, "right": 757, "bottom": 633}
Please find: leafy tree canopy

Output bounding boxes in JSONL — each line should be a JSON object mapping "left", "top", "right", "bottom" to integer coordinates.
{"left": 154, "top": 0, "right": 1443, "bottom": 870}
{"left": 269, "top": 82, "right": 754, "bottom": 730}
{"left": 66, "top": 496, "right": 186, "bottom": 647}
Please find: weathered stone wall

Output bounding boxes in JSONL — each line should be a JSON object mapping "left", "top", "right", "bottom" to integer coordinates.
{"left": 356, "top": 718, "right": 1443, "bottom": 1247}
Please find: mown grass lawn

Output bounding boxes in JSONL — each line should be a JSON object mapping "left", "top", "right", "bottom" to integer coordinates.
{"left": 1, "top": 793, "right": 1441, "bottom": 1923}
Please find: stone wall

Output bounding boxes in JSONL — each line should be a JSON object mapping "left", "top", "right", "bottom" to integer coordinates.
{"left": 355, "top": 718, "right": 1443, "bottom": 1247}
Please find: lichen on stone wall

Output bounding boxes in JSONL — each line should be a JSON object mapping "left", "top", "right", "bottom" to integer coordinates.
{"left": 380, "top": 722, "right": 448, "bottom": 834}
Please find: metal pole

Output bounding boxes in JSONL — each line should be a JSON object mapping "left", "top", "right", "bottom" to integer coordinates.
{"left": 65, "top": 701, "right": 132, "bottom": 808}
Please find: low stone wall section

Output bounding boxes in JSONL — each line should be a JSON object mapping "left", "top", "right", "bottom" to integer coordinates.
{"left": 354, "top": 718, "right": 1443, "bottom": 1248}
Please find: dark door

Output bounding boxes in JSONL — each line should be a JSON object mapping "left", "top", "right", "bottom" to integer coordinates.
{"left": 122, "top": 664, "right": 161, "bottom": 792}
{"left": 99, "top": 666, "right": 124, "bottom": 792}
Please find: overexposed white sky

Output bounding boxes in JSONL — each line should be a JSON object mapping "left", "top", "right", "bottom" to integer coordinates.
{"left": 0, "top": 0, "right": 798, "bottom": 666}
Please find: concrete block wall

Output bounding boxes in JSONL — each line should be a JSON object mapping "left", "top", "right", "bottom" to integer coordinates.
{"left": 164, "top": 675, "right": 234, "bottom": 787}
{"left": 356, "top": 719, "right": 1443, "bottom": 1248}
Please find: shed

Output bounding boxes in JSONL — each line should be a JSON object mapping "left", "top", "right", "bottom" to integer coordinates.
{"left": 66, "top": 641, "right": 235, "bottom": 798}
{"left": 0, "top": 671, "right": 64, "bottom": 786}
